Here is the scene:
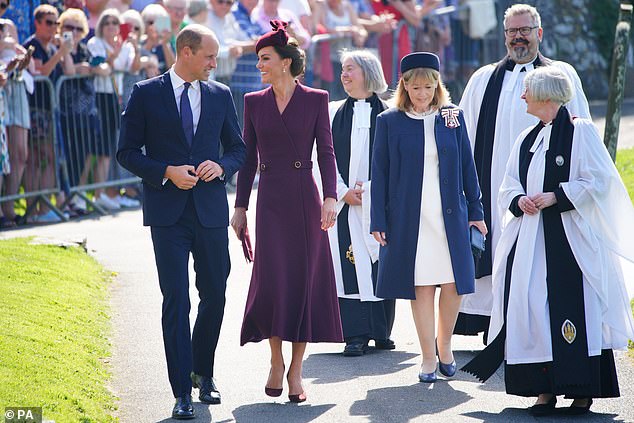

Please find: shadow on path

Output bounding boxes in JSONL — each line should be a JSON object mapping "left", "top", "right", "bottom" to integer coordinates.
{"left": 350, "top": 382, "right": 472, "bottom": 422}
{"left": 464, "top": 409, "right": 624, "bottom": 422}
{"left": 303, "top": 350, "right": 418, "bottom": 384}
{"left": 232, "top": 402, "right": 335, "bottom": 423}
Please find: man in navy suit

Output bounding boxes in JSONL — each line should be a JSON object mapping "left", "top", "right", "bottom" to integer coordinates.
{"left": 117, "top": 24, "right": 246, "bottom": 420}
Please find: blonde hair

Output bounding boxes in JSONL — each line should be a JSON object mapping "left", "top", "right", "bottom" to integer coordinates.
{"left": 394, "top": 67, "right": 451, "bottom": 112}
{"left": 95, "top": 8, "right": 121, "bottom": 39}
{"left": 58, "top": 8, "right": 89, "bottom": 39}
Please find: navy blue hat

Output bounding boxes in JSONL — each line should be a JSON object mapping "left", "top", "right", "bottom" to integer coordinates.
{"left": 400, "top": 52, "right": 440, "bottom": 74}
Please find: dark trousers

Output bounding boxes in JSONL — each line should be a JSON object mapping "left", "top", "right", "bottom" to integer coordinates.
{"left": 150, "top": 195, "right": 230, "bottom": 397}
{"left": 339, "top": 297, "right": 396, "bottom": 342}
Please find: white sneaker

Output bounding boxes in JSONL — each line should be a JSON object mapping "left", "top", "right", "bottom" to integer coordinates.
{"left": 35, "top": 210, "right": 63, "bottom": 223}
{"left": 95, "top": 193, "right": 121, "bottom": 210}
{"left": 70, "top": 195, "right": 87, "bottom": 212}
{"left": 116, "top": 195, "right": 140, "bottom": 208}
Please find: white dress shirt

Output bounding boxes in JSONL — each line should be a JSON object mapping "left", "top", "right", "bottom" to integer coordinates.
{"left": 170, "top": 66, "right": 202, "bottom": 134}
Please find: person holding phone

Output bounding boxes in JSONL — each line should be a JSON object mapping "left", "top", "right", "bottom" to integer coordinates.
{"left": 370, "top": 52, "right": 485, "bottom": 383}
{"left": 87, "top": 8, "right": 141, "bottom": 210}
{"left": 140, "top": 4, "right": 175, "bottom": 74}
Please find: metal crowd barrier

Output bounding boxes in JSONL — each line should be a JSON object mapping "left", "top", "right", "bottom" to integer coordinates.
{"left": 55, "top": 72, "right": 140, "bottom": 215}
{"left": 0, "top": 75, "right": 66, "bottom": 222}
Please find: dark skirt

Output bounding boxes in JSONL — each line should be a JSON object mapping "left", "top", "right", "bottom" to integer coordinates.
{"left": 505, "top": 349, "right": 620, "bottom": 398}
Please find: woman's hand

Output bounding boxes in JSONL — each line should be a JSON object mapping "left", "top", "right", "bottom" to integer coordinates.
{"left": 230, "top": 207, "right": 247, "bottom": 239}
{"left": 530, "top": 192, "right": 557, "bottom": 210}
{"left": 518, "top": 195, "right": 539, "bottom": 215}
{"left": 342, "top": 187, "right": 363, "bottom": 206}
{"left": 469, "top": 220, "right": 488, "bottom": 237}
{"left": 321, "top": 197, "right": 337, "bottom": 231}
{"left": 372, "top": 231, "right": 387, "bottom": 246}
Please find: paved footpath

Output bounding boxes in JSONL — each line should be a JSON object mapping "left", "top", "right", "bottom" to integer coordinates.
{"left": 3, "top": 192, "right": 634, "bottom": 423}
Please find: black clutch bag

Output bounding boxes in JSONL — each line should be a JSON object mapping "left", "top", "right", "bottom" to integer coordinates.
{"left": 470, "top": 226, "right": 486, "bottom": 259}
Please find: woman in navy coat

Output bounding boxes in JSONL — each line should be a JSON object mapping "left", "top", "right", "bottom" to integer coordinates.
{"left": 370, "top": 53, "right": 486, "bottom": 383}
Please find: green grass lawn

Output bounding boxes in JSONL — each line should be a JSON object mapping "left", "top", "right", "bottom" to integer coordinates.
{"left": 0, "top": 238, "right": 117, "bottom": 422}
{"left": 616, "top": 148, "right": 634, "bottom": 356}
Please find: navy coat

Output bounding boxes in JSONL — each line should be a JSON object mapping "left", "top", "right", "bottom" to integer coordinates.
{"left": 370, "top": 107, "right": 484, "bottom": 299}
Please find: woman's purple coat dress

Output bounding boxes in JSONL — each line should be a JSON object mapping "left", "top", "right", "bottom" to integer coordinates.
{"left": 235, "top": 83, "right": 344, "bottom": 345}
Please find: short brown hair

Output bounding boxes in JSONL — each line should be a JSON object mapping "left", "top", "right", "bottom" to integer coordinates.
{"left": 394, "top": 67, "right": 451, "bottom": 112}
{"left": 34, "top": 4, "right": 58, "bottom": 21}
{"left": 273, "top": 38, "right": 305, "bottom": 78}
{"left": 176, "top": 24, "right": 216, "bottom": 54}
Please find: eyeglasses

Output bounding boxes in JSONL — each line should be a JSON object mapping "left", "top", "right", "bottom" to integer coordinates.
{"left": 0, "top": 3, "right": 8, "bottom": 10}
{"left": 103, "top": 19, "right": 120, "bottom": 26}
{"left": 217, "top": 0, "right": 234, "bottom": 4}
{"left": 63, "top": 24, "right": 83, "bottom": 33}
{"left": 504, "top": 26, "right": 538, "bottom": 37}
{"left": 43, "top": 19, "right": 59, "bottom": 27}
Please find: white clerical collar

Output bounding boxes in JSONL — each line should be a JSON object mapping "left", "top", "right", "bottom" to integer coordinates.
{"left": 505, "top": 57, "right": 537, "bottom": 92}
{"left": 529, "top": 124, "right": 553, "bottom": 153}
{"left": 169, "top": 67, "right": 201, "bottom": 91}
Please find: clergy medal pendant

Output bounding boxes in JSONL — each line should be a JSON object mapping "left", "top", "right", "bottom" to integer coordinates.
{"left": 346, "top": 244, "right": 355, "bottom": 264}
{"left": 555, "top": 155, "right": 565, "bottom": 166}
{"left": 441, "top": 108, "right": 460, "bottom": 128}
{"left": 561, "top": 319, "right": 577, "bottom": 344}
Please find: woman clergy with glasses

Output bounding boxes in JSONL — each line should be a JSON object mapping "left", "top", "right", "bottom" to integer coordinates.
{"left": 370, "top": 52, "right": 486, "bottom": 383}
{"left": 462, "top": 66, "right": 634, "bottom": 417}
{"left": 312, "top": 49, "right": 395, "bottom": 357}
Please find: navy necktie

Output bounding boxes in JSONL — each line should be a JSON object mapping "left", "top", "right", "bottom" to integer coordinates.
{"left": 180, "top": 82, "right": 194, "bottom": 146}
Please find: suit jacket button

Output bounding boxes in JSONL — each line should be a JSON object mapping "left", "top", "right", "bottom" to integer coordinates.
{"left": 189, "top": 156, "right": 193, "bottom": 161}
{"left": 442, "top": 148, "right": 447, "bottom": 153}
{"left": 446, "top": 208, "right": 452, "bottom": 214}
{"left": 443, "top": 178, "right": 448, "bottom": 184}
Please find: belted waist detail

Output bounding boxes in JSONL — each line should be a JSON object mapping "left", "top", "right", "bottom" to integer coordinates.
{"left": 259, "top": 160, "right": 313, "bottom": 172}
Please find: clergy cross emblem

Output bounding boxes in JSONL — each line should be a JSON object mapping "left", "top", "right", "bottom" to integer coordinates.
{"left": 346, "top": 244, "right": 355, "bottom": 264}
{"left": 561, "top": 319, "right": 577, "bottom": 344}
{"left": 441, "top": 108, "right": 460, "bottom": 129}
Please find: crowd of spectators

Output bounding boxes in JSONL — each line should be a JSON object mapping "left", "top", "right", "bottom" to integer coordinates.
{"left": 0, "top": 0, "right": 493, "bottom": 228}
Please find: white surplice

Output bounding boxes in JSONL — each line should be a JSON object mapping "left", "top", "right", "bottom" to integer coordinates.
{"left": 313, "top": 99, "right": 381, "bottom": 301}
{"left": 489, "top": 119, "right": 634, "bottom": 364}
{"left": 458, "top": 59, "right": 591, "bottom": 317}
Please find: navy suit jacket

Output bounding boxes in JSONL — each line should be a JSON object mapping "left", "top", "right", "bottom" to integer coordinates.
{"left": 117, "top": 72, "right": 246, "bottom": 227}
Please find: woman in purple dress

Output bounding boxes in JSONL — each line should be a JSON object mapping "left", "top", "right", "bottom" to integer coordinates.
{"left": 231, "top": 20, "right": 343, "bottom": 403}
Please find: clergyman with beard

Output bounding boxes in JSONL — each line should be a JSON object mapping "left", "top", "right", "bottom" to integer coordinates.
{"left": 454, "top": 3, "right": 591, "bottom": 341}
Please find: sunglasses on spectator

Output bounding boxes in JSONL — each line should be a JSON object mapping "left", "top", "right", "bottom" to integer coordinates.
{"left": 217, "top": 0, "right": 234, "bottom": 4}
{"left": 63, "top": 24, "right": 83, "bottom": 32}
{"left": 504, "top": 26, "right": 538, "bottom": 37}
{"left": 103, "top": 20, "right": 120, "bottom": 26}
{"left": 0, "top": 3, "right": 8, "bottom": 9}
{"left": 42, "top": 19, "right": 59, "bottom": 27}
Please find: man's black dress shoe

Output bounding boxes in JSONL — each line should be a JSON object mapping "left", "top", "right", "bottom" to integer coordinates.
{"left": 374, "top": 339, "right": 396, "bottom": 350}
{"left": 343, "top": 337, "right": 369, "bottom": 356}
{"left": 191, "top": 372, "right": 221, "bottom": 404}
{"left": 172, "top": 395, "right": 195, "bottom": 420}
{"left": 528, "top": 396, "right": 557, "bottom": 417}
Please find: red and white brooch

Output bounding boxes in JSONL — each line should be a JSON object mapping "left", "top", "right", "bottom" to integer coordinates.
{"left": 441, "top": 108, "right": 460, "bottom": 129}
